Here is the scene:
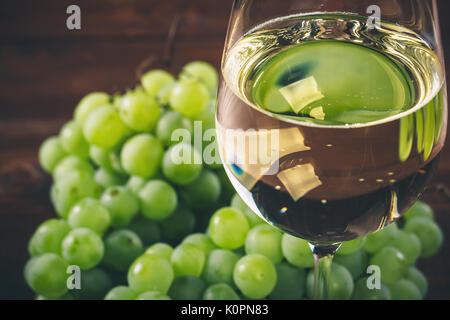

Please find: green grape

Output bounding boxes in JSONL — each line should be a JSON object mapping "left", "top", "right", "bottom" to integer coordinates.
{"left": 209, "top": 207, "right": 249, "bottom": 250}
{"left": 100, "top": 186, "right": 140, "bottom": 227}
{"left": 405, "top": 266, "right": 428, "bottom": 298}
{"left": 127, "top": 217, "right": 161, "bottom": 245}
{"left": 182, "top": 233, "right": 218, "bottom": 255}
{"left": 59, "top": 121, "right": 90, "bottom": 158}
{"left": 203, "top": 283, "right": 240, "bottom": 300}
{"left": 245, "top": 224, "right": 283, "bottom": 264}
{"left": 156, "top": 111, "right": 193, "bottom": 146}
{"left": 121, "top": 133, "right": 163, "bottom": 178}
{"left": 162, "top": 143, "right": 203, "bottom": 185}
{"left": 179, "top": 61, "right": 219, "bottom": 95}
{"left": 128, "top": 253, "right": 174, "bottom": 294}
{"left": 67, "top": 198, "right": 110, "bottom": 235}
{"left": 112, "top": 93, "right": 123, "bottom": 109}
{"left": 125, "top": 176, "right": 147, "bottom": 195}
{"left": 160, "top": 206, "right": 196, "bottom": 244}
{"left": 141, "top": 69, "right": 175, "bottom": 96}
{"left": 389, "top": 230, "right": 422, "bottom": 265}
{"left": 351, "top": 277, "right": 392, "bottom": 300}
{"left": 50, "top": 170, "right": 101, "bottom": 218}
{"left": 404, "top": 217, "right": 443, "bottom": 258}
{"left": 170, "top": 80, "right": 209, "bottom": 118}
{"left": 363, "top": 223, "right": 399, "bottom": 254}
{"left": 39, "top": 136, "right": 67, "bottom": 173}
{"left": 179, "top": 170, "right": 221, "bottom": 209}
{"left": 233, "top": 254, "right": 277, "bottom": 299}
{"left": 83, "top": 105, "right": 129, "bottom": 149}
{"left": 145, "top": 243, "right": 173, "bottom": 261}
{"left": 171, "top": 243, "right": 205, "bottom": 277}
{"left": 108, "top": 146, "right": 127, "bottom": 174}
{"left": 336, "top": 237, "right": 366, "bottom": 256}
{"left": 104, "top": 286, "right": 137, "bottom": 300}
{"left": 119, "top": 90, "right": 161, "bottom": 132}
{"left": 306, "top": 263, "right": 354, "bottom": 300}
{"left": 61, "top": 228, "right": 104, "bottom": 270}
{"left": 230, "top": 193, "right": 264, "bottom": 227}
{"left": 281, "top": 233, "right": 314, "bottom": 268}
{"left": 403, "top": 201, "right": 434, "bottom": 221}
{"left": 195, "top": 99, "right": 216, "bottom": 127}
{"left": 103, "top": 229, "right": 144, "bottom": 272}
{"left": 157, "top": 82, "right": 176, "bottom": 106}
{"left": 333, "top": 249, "right": 369, "bottom": 280}
{"left": 74, "top": 92, "right": 110, "bottom": 124}
{"left": 53, "top": 155, "right": 94, "bottom": 181}
{"left": 168, "top": 275, "right": 206, "bottom": 300}
{"left": 202, "top": 249, "right": 239, "bottom": 286}
{"left": 28, "top": 219, "right": 71, "bottom": 257}
{"left": 369, "top": 247, "right": 407, "bottom": 284}
{"left": 70, "top": 268, "right": 113, "bottom": 300}
{"left": 89, "top": 145, "right": 115, "bottom": 172}
{"left": 136, "top": 291, "right": 171, "bottom": 300}
{"left": 139, "top": 180, "right": 177, "bottom": 220}
{"left": 388, "top": 279, "right": 422, "bottom": 300}
{"left": 269, "top": 262, "right": 306, "bottom": 300}
{"left": 94, "top": 168, "right": 126, "bottom": 188}
{"left": 24, "top": 253, "right": 69, "bottom": 298}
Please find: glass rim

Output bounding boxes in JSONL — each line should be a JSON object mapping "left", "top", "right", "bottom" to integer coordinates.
{"left": 220, "top": 11, "right": 446, "bottom": 130}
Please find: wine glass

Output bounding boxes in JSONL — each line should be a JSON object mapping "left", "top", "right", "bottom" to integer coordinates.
{"left": 216, "top": 0, "right": 447, "bottom": 299}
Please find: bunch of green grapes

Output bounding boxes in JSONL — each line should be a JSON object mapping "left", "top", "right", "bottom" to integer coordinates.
{"left": 28, "top": 61, "right": 225, "bottom": 300}
{"left": 28, "top": 61, "right": 443, "bottom": 301}
{"left": 111, "top": 197, "right": 442, "bottom": 301}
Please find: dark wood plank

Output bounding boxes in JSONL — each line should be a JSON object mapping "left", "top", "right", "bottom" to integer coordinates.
{"left": 0, "top": 0, "right": 230, "bottom": 39}
{"left": 0, "top": 0, "right": 449, "bottom": 300}
{"left": 0, "top": 38, "right": 224, "bottom": 120}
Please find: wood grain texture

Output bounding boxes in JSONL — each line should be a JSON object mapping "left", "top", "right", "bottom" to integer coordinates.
{"left": 0, "top": 0, "right": 449, "bottom": 299}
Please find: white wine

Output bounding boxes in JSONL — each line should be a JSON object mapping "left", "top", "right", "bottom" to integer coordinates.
{"left": 217, "top": 13, "right": 447, "bottom": 243}
{"left": 223, "top": 13, "right": 442, "bottom": 126}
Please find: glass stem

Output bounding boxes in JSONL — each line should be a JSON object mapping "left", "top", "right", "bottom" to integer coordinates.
{"left": 311, "top": 243, "right": 341, "bottom": 300}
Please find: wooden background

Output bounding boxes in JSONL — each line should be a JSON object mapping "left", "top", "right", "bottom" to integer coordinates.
{"left": 0, "top": 0, "right": 449, "bottom": 299}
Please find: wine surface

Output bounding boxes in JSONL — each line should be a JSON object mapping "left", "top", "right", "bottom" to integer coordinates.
{"left": 223, "top": 13, "right": 442, "bottom": 127}
{"left": 217, "top": 13, "right": 447, "bottom": 243}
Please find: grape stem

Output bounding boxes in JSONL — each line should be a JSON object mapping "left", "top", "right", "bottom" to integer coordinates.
{"left": 136, "top": 6, "right": 185, "bottom": 80}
